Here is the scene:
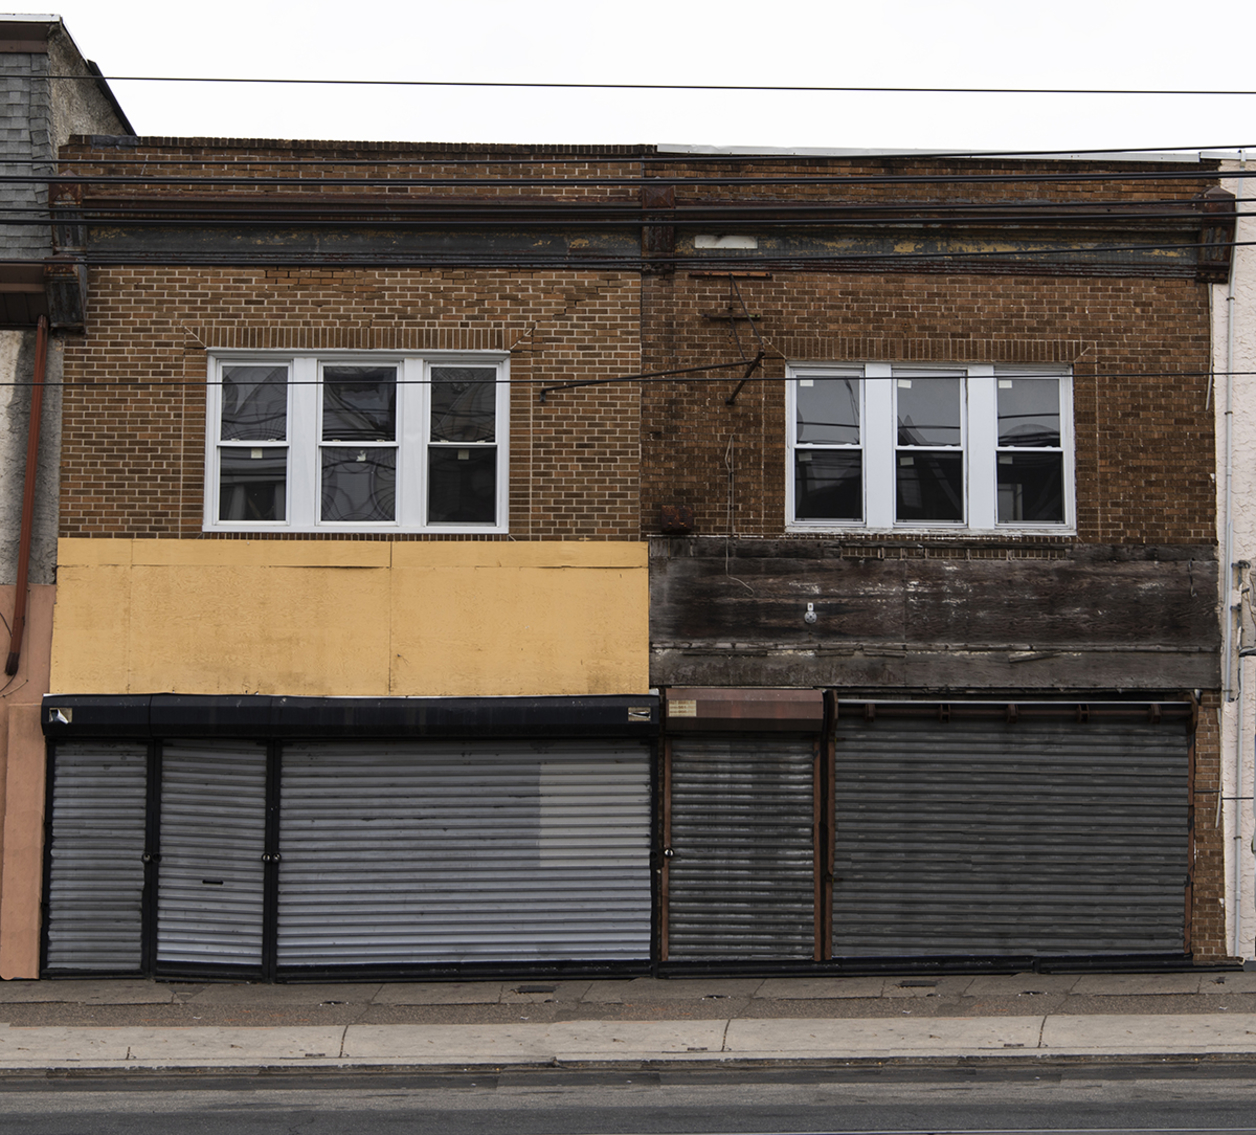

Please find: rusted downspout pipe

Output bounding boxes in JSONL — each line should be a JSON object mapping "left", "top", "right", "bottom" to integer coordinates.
{"left": 5, "top": 314, "right": 48, "bottom": 676}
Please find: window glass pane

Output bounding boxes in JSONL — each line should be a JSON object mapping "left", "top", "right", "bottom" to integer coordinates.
{"left": 322, "top": 366, "right": 397, "bottom": 441}
{"left": 998, "top": 378, "right": 1061, "bottom": 447}
{"left": 221, "top": 366, "right": 287, "bottom": 441}
{"left": 896, "top": 376, "right": 961, "bottom": 446}
{"left": 796, "top": 377, "right": 859, "bottom": 444}
{"left": 897, "top": 451, "right": 964, "bottom": 521}
{"left": 998, "top": 452, "right": 1064, "bottom": 523}
{"left": 795, "top": 451, "right": 862, "bottom": 520}
{"left": 219, "top": 447, "right": 286, "bottom": 521}
{"left": 430, "top": 367, "right": 497, "bottom": 443}
{"left": 320, "top": 447, "right": 396, "bottom": 522}
{"left": 428, "top": 446, "right": 497, "bottom": 524}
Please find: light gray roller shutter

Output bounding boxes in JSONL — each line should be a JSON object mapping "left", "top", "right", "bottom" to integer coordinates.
{"left": 276, "top": 739, "right": 650, "bottom": 967}
{"left": 156, "top": 740, "right": 267, "bottom": 966}
{"left": 44, "top": 741, "right": 149, "bottom": 973}
{"left": 668, "top": 734, "right": 816, "bottom": 959}
{"left": 833, "top": 708, "right": 1190, "bottom": 956}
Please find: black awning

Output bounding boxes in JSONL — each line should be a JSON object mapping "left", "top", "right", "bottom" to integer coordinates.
{"left": 42, "top": 693, "right": 660, "bottom": 740}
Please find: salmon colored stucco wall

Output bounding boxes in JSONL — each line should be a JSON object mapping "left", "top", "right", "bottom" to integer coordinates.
{"left": 50, "top": 540, "right": 650, "bottom": 697}
{"left": 0, "top": 584, "right": 54, "bottom": 980}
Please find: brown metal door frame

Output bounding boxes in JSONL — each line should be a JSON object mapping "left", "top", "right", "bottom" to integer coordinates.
{"left": 659, "top": 735, "right": 672, "bottom": 962}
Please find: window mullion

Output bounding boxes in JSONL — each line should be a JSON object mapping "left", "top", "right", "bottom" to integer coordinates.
{"left": 1060, "top": 376, "right": 1075, "bottom": 528}
{"left": 967, "top": 371, "right": 997, "bottom": 529}
{"left": 289, "top": 357, "right": 318, "bottom": 528}
{"left": 399, "top": 358, "right": 424, "bottom": 528}
{"left": 864, "top": 363, "right": 893, "bottom": 527}
{"left": 495, "top": 359, "right": 509, "bottom": 531}
{"left": 205, "top": 360, "right": 222, "bottom": 528}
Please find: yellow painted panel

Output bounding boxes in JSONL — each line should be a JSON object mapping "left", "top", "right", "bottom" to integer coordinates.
{"left": 57, "top": 538, "right": 133, "bottom": 567}
{"left": 391, "top": 562, "right": 649, "bottom": 696}
{"left": 391, "top": 541, "right": 647, "bottom": 570}
{"left": 130, "top": 539, "right": 391, "bottom": 568}
{"left": 50, "top": 564, "right": 131, "bottom": 692}
{"left": 125, "top": 564, "right": 392, "bottom": 695}
{"left": 59, "top": 537, "right": 393, "bottom": 569}
{"left": 49, "top": 539, "right": 649, "bottom": 697}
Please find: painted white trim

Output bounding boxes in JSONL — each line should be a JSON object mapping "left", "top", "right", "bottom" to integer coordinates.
{"left": 205, "top": 350, "right": 510, "bottom": 535}
{"left": 786, "top": 361, "right": 1075, "bottom": 535}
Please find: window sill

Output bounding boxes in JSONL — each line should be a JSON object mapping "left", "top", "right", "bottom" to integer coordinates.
{"left": 785, "top": 522, "right": 1077, "bottom": 539}
{"left": 203, "top": 523, "right": 509, "bottom": 536}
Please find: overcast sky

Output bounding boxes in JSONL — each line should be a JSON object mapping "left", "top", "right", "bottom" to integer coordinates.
{"left": 28, "top": 0, "right": 1256, "bottom": 154}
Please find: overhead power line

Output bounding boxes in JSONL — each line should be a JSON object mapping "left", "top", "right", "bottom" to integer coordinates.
{"left": 0, "top": 369, "right": 1241, "bottom": 391}
{"left": 1, "top": 169, "right": 1252, "bottom": 189}
{"left": 49, "top": 76, "right": 1256, "bottom": 97}
{"left": 0, "top": 236, "right": 1249, "bottom": 272}
{"left": 0, "top": 140, "right": 1252, "bottom": 167}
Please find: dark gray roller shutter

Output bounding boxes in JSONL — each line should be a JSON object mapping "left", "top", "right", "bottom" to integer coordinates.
{"left": 44, "top": 741, "right": 149, "bottom": 972}
{"left": 156, "top": 740, "right": 267, "bottom": 967}
{"left": 668, "top": 734, "right": 816, "bottom": 959}
{"left": 833, "top": 707, "right": 1190, "bottom": 956}
{"left": 276, "top": 739, "right": 650, "bottom": 967}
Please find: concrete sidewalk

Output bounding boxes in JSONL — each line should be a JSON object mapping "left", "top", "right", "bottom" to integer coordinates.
{"left": 2, "top": 971, "right": 1256, "bottom": 1072}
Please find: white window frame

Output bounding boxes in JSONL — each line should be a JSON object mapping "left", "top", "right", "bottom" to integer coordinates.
{"left": 205, "top": 350, "right": 510, "bottom": 534}
{"left": 786, "top": 362, "right": 1074, "bottom": 534}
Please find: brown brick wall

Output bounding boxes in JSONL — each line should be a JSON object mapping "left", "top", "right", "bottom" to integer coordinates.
{"left": 60, "top": 140, "right": 645, "bottom": 206}
{"left": 641, "top": 271, "right": 1215, "bottom": 545}
{"left": 658, "top": 155, "right": 1214, "bottom": 207}
{"left": 1191, "top": 692, "right": 1228, "bottom": 959}
{"left": 59, "top": 267, "right": 641, "bottom": 540}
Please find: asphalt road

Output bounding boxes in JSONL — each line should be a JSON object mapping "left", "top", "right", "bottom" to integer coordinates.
{"left": 3, "top": 1061, "right": 1256, "bottom": 1135}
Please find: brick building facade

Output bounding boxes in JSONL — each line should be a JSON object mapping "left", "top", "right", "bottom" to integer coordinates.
{"left": 27, "top": 139, "right": 1237, "bottom": 977}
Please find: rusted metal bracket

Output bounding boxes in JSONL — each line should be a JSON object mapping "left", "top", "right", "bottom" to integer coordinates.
{"left": 725, "top": 350, "right": 765, "bottom": 406}
{"left": 723, "top": 273, "right": 768, "bottom": 406}
{"left": 1197, "top": 185, "right": 1237, "bottom": 283}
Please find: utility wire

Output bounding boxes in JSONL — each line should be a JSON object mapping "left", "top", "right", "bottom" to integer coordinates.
{"left": 38, "top": 238, "right": 1255, "bottom": 265}
{"left": 2, "top": 210, "right": 1250, "bottom": 226}
{"left": 4, "top": 170, "right": 1252, "bottom": 188}
{"left": 3, "top": 198, "right": 1248, "bottom": 214}
{"left": 0, "top": 370, "right": 1241, "bottom": 390}
{"left": 0, "top": 141, "right": 1251, "bottom": 166}
{"left": 47, "top": 76, "right": 1256, "bottom": 96}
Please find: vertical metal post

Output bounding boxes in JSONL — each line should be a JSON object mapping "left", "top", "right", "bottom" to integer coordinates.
{"left": 261, "top": 740, "right": 283, "bottom": 981}
{"left": 659, "top": 736, "right": 672, "bottom": 963}
{"left": 141, "top": 740, "right": 162, "bottom": 975}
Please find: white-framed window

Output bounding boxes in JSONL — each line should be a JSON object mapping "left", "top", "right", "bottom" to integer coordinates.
{"left": 787, "top": 362, "right": 1073, "bottom": 532}
{"left": 205, "top": 351, "right": 509, "bottom": 533}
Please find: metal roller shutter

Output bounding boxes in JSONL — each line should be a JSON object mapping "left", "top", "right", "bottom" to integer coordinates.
{"left": 156, "top": 740, "right": 267, "bottom": 967}
{"left": 833, "top": 708, "right": 1190, "bottom": 956}
{"left": 276, "top": 739, "right": 650, "bottom": 967}
{"left": 44, "top": 741, "right": 149, "bottom": 973}
{"left": 668, "top": 734, "right": 816, "bottom": 959}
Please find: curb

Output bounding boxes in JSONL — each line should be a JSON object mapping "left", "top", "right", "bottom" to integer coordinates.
{"left": 5, "top": 1051, "right": 1256, "bottom": 1078}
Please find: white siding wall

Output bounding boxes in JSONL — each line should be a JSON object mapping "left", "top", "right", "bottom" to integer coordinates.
{"left": 1215, "top": 160, "right": 1256, "bottom": 961}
